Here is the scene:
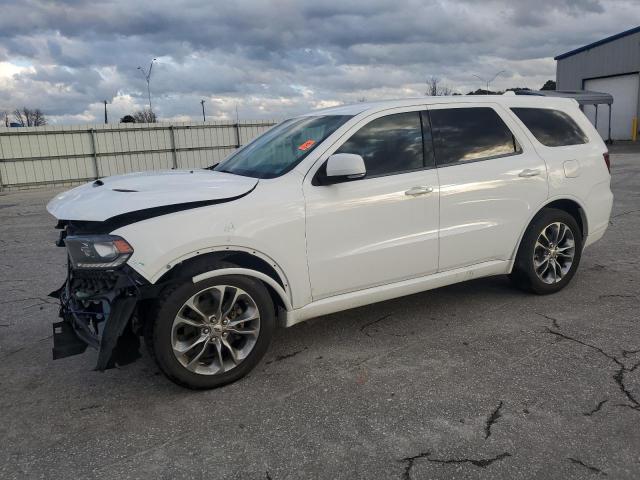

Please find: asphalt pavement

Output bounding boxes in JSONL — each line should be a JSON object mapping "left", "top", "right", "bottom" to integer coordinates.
{"left": 1, "top": 148, "right": 639, "bottom": 479}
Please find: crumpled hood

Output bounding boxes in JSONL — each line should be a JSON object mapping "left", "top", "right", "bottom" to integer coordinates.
{"left": 47, "top": 169, "right": 258, "bottom": 222}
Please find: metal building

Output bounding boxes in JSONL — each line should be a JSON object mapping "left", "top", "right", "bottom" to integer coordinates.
{"left": 555, "top": 26, "right": 640, "bottom": 141}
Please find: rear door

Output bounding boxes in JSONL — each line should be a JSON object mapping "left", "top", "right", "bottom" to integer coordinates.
{"left": 428, "top": 103, "right": 548, "bottom": 271}
{"left": 303, "top": 108, "right": 440, "bottom": 300}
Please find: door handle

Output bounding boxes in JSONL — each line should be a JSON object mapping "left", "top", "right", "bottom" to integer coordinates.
{"left": 405, "top": 186, "right": 434, "bottom": 196}
{"left": 518, "top": 168, "right": 541, "bottom": 178}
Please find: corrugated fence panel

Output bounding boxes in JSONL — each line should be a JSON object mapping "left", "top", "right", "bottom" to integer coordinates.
{"left": 0, "top": 120, "right": 277, "bottom": 189}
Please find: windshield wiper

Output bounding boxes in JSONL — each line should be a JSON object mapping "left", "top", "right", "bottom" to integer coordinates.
{"left": 203, "top": 162, "right": 220, "bottom": 171}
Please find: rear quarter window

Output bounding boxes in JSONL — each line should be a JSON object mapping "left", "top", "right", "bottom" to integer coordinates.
{"left": 429, "top": 107, "right": 521, "bottom": 166}
{"left": 511, "top": 107, "right": 588, "bottom": 147}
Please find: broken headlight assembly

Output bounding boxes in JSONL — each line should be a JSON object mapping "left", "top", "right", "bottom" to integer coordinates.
{"left": 65, "top": 235, "right": 134, "bottom": 269}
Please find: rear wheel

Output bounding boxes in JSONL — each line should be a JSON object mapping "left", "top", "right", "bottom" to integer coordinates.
{"left": 510, "top": 208, "right": 583, "bottom": 295}
{"left": 148, "top": 269, "right": 275, "bottom": 389}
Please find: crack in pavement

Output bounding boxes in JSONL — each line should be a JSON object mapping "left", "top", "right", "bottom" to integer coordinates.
{"left": 611, "top": 208, "right": 640, "bottom": 219}
{"left": 583, "top": 399, "right": 608, "bottom": 417}
{"left": 399, "top": 451, "right": 511, "bottom": 478}
{"left": 599, "top": 294, "right": 635, "bottom": 299}
{"left": 484, "top": 400, "right": 503, "bottom": 439}
{"left": 536, "top": 312, "right": 560, "bottom": 330}
{"left": 567, "top": 457, "right": 607, "bottom": 475}
{"left": 0, "top": 347, "right": 24, "bottom": 360}
{"left": 399, "top": 451, "right": 430, "bottom": 480}
{"left": 360, "top": 314, "right": 392, "bottom": 337}
{"left": 542, "top": 317, "right": 640, "bottom": 412}
{"left": 0, "top": 296, "right": 58, "bottom": 306}
{"left": 265, "top": 348, "right": 306, "bottom": 365}
{"left": 427, "top": 452, "right": 512, "bottom": 469}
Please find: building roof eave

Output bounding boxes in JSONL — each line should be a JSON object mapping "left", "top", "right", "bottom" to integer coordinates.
{"left": 555, "top": 25, "right": 640, "bottom": 61}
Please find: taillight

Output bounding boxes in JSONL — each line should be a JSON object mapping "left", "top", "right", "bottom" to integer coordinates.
{"left": 603, "top": 152, "right": 610, "bottom": 173}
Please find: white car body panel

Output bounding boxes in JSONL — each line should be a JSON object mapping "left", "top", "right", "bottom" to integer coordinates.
{"left": 431, "top": 102, "right": 549, "bottom": 270}
{"left": 112, "top": 173, "right": 312, "bottom": 308}
{"left": 285, "top": 260, "right": 508, "bottom": 327}
{"left": 47, "top": 170, "right": 258, "bottom": 221}
{"left": 47, "top": 95, "right": 613, "bottom": 326}
{"left": 303, "top": 105, "right": 439, "bottom": 300}
{"left": 507, "top": 99, "right": 613, "bottom": 245}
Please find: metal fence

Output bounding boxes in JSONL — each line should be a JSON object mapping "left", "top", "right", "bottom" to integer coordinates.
{"left": 0, "top": 120, "right": 277, "bottom": 190}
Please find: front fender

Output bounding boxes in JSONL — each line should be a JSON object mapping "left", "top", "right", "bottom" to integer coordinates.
{"left": 193, "top": 268, "right": 294, "bottom": 326}
{"left": 111, "top": 176, "right": 310, "bottom": 307}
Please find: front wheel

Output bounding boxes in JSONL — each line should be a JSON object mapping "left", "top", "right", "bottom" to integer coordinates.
{"left": 510, "top": 208, "right": 583, "bottom": 295}
{"left": 148, "top": 274, "right": 275, "bottom": 389}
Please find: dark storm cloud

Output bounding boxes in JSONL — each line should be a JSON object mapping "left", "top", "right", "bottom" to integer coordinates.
{"left": 0, "top": 0, "right": 635, "bottom": 123}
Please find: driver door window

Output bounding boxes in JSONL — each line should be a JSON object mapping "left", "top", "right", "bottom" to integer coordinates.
{"left": 336, "top": 111, "right": 429, "bottom": 177}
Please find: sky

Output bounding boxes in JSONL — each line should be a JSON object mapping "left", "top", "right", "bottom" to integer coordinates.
{"left": 0, "top": 0, "right": 636, "bottom": 124}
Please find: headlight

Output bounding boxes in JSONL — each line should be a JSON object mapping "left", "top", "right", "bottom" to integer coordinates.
{"left": 65, "top": 235, "right": 134, "bottom": 269}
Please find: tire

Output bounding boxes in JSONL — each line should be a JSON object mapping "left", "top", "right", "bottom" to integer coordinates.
{"left": 510, "top": 208, "right": 583, "bottom": 295}
{"left": 146, "top": 262, "right": 275, "bottom": 389}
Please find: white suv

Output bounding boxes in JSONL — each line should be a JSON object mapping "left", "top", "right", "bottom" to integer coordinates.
{"left": 47, "top": 96, "right": 613, "bottom": 389}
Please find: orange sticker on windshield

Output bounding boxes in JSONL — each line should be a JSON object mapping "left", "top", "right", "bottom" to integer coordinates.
{"left": 297, "top": 139, "right": 316, "bottom": 151}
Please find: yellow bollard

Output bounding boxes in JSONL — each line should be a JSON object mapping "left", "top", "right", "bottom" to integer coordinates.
{"left": 633, "top": 117, "right": 638, "bottom": 142}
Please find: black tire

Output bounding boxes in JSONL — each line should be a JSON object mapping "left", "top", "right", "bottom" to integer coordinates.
{"left": 146, "top": 262, "right": 275, "bottom": 389}
{"left": 510, "top": 208, "right": 583, "bottom": 295}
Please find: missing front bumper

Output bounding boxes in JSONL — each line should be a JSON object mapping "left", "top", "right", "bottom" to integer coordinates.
{"left": 51, "top": 266, "right": 148, "bottom": 370}
{"left": 52, "top": 319, "right": 88, "bottom": 360}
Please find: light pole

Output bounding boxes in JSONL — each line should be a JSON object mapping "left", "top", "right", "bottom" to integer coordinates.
{"left": 103, "top": 100, "right": 108, "bottom": 124}
{"left": 137, "top": 58, "right": 157, "bottom": 112}
{"left": 200, "top": 99, "right": 206, "bottom": 122}
{"left": 472, "top": 70, "right": 505, "bottom": 94}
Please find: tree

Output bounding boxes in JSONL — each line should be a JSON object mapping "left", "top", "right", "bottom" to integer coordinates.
{"left": 467, "top": 88, "right": 500, "bottom": 95}
{"left": 426, "top": 76, "right": 454, "bottom": 96}
{"left": 13, "top": 107, "right": 47, "bottom": 126}
{"left": 132, "top": 108, "right": 157, "bottom": 123}
{"left": 120, "top": 115, "right": 136, "bottom": 123}
{"left": 506, "top": 87, "right": 531, "bottom": 93}
{"left": 541, "top": 80, "right": 556, "bottom": 91}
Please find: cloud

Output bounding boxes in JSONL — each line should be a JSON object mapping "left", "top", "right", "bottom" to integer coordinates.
{"left": 0, "top": 0, "right": 636, "bottom": 123}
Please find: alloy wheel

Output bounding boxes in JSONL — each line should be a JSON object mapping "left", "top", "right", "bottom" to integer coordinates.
{"left": 533, "top": 222, "right": 576, "bottom": 285}
{"left": 171, "top": 285, "right": 260, "bottom": 375}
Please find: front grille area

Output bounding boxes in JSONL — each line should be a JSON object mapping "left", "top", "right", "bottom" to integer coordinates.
{"left": 70, "top": 269, "right": 121, "bottom": 299}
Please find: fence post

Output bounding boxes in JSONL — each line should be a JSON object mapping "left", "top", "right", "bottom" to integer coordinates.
{"left": 169, "top": 125, "right": 178, "bottom": 168}
{"left": 0, "top": 161, "right": 4, "bottom": 191}
{"left": 234, "top": 122, "right": 241, "bottom": 148}
{"left": 89, "top": 129, "right": 99, "bottom": 179}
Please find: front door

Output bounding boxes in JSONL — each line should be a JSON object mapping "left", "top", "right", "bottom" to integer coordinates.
{"left": 303, "top": 109, "right": 440, "bottom": 300}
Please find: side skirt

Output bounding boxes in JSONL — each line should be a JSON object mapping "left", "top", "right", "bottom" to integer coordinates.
{"left": 285, "top": 260, "right": 509, "bottom": 327}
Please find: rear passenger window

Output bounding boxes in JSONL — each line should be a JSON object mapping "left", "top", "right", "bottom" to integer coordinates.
{"left": 511, "top": 108, "right": 588, "bottom": 147}
{"left": 429, "top": 107, "right": 521, "bottom": 166}
{"left": 336, "top": 112, "right": 424, "bottom": 177}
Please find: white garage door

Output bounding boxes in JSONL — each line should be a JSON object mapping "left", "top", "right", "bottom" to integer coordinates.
{"left": 584, "top": 74, "right": 639, "bottom": 141}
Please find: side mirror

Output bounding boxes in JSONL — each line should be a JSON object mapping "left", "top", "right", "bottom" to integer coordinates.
{"left": 323, "top": 153, "right": 366, "bottom": 184}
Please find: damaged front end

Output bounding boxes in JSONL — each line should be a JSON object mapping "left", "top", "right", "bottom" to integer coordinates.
{"left": 51, "top": 222, "right": 153, "bottom": 370}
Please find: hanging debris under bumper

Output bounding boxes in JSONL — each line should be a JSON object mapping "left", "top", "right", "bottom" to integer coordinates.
{"left": 50, "top": 265, "right": 152, "bottom": 370}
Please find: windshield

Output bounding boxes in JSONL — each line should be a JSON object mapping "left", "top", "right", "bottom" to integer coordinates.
{"left": 215, "top": 115, "right": 352, "bottom": 179}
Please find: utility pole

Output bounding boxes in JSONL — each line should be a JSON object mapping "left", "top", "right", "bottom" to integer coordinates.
{"left": 137, "top": 58, "right": 157, "bottom": 112}
{"left": 472, "top": 70, "right": 505, "bottom": 94}
{"left": 200, "top": 99, "right": 206, "bottom": 121}
{"left": 103, "top": 100, "right": 108, "bottom": 124}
